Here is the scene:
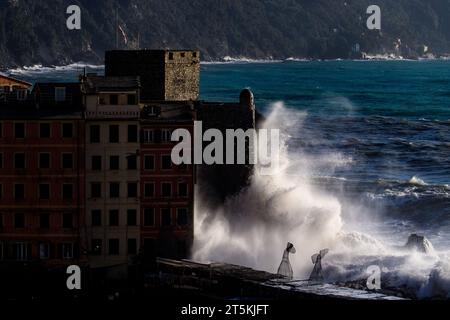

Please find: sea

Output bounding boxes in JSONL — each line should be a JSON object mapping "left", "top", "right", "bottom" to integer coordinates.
{"left": 8, "top": 60, "right": 450, "bottom": 298}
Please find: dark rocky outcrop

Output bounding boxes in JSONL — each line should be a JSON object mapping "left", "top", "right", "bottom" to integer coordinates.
{"left": 405, "top": 234, "right": 434, "bottom": 254}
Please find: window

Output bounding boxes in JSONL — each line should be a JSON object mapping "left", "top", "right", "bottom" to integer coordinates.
{"left": 127, "top": 94, "right": 137, "bottom": 105}
{"left": 108, "top": 239, "right": 119, "bottom": 255}
{"left": 180, "top": 52, "right": 185, "bottom": 58}
{"left": 16, "top": 89, "right": 28, "bottom": 101}
{"left": 162, "top": 183, "right": 172, "bottom": 197}
{"left": 127, "top": 182, "right": 138, "bottom": 198}
{"left": 178, "top": 183, "right": 188, "bottom": 197}
{"left": 161, "top": 155, "right": 172, "bottom": 170}
{"left": 109, "top": 94, "right": 118, "bottom": 105}
{"left": 62, "top": 184, "right": 73, "bottom": 200}
{"left": 91, "top": 239, "right": 102, "bottom": 255}
{"left": 128, "top": 125, "right": 138, "bottom": 142}
{"left": 62, "top": 243, "right": 73, "bottom": 259}
{"left": 161, "top": 208, "right": 171, "bottom": 227}
{"left": 15, "top": 213, "right": 25, "bottom": 228}
{"left": 128, "top": 238, "right": 137, "bottom": 255}
{"left": 109, "top": 125, "right": 119, "bottom": 143}
{"left": 15, "top": 242, "right": 27, "bottom": 261}
{"left": 161, "top": 129, "right": 172, "bottom": 142}
{"left": 127, "top": 209, "right": 137, "bottom": 226}
{"left": 193, "top": 52, "right": 197, "bottom": 58}
{"left": 91, "top": 155, "right": 102, "bottom": 170}
{"left": 55, "top": 87, "right": 66, "bottom": 102}
{"left": 169, "top": 52, "right": 174, "bottom": 60}
{"left": 39, "top": 153, "right": 50, "bottom": 169}
{"left": 143, "top": 129, "right": 154, "bottom": 143}
{"left": 14, "top": 184, "right": 25, "bottom": 200}
{"left": 90, "top": 125, "right": 100, "bottom": 143}
{"left": 127, "top": 154, "right": 137, "bottom": 170}
{"left": 109, "top": 210, "right": 119, "bottom": 226}
{"left": 91, "top": 210, "right": 101, "bottom": 226}
{"left": 62, "top": 153, "right": 73, "bottom": 169}
{"left": 144, "top": 183, "right": 155, "bottom": 198}
{"left": 39, "top": 184, "right": 50, "bottom": 200}
{"left": 39, "top": 123, "right": 51, "bottom": 138}
{"left": 110, "top": 183, "right": 120, "bottom": 198}
{"left": 143, "top": 208, "right": 155, "bottom": 226}
{"left": 15, "top": 123, "right": 25, "bottom": 138}
{"left": 39, "top": 243, "right": 50, "bottom": 259}
{"left": 91, "top": 182, "right": 101, "bottom": 198}
{"left": 62, "top": 123, "right": 73, "bottom": 138}
{"left": 40, "top": 213, "right": 50, "bottom": 229}
{"left": 14, "top": 153, "right": 25, "bottom": 169}
{"left": 144, "top": 155, "right": 155, "bottom": 170}
{"left": 177, "top": 208, "right": 189, "bottom": 226}
{"left": 110, "top": 156, "right": 120, "bottom": 170}
{"left": 62, "top": 213, "right": 73, "bottom": 228}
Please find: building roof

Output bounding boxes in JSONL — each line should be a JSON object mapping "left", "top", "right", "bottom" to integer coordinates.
{"left": 0, "top": 106, "right": 83, "bottom": 119}
{"left": 0, "top": 73, "right": 32, "bottom": 87}
{"left": 141, "top": 101, "right": 195, "bottom": 122}
{"left": 81, "top": 75, "right": 140, "bottom": 94}
{"left": 32, "top": 82, "right": 83, "bottom": 109}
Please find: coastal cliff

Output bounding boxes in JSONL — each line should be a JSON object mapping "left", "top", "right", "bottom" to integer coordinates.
{"left": 2, "top": 0, "right": 450, "bottom": 68}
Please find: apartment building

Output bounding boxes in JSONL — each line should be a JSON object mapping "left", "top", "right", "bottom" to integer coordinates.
{"left": 82, "top": 75, "right": 141, "bottom": 276}
{"left": 140, "top": 102, "right": 196, "bottom": 262}
{"left": 0, "top": 82, "right": 85, "bottom": 265}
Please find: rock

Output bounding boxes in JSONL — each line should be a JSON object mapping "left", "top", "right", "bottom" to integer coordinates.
{"left": 404, "top": 234, "right": 434, "bottom": 254}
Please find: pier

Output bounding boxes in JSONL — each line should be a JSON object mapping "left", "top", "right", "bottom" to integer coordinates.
{"left": 151, "top": 258, "right": 405, "bottom": 301}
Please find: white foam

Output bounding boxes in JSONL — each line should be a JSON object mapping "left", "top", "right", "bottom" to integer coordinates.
{"left": 192, "top": 102, "right": 450, "bottom": 298}
{"left": 8, "top": 62, "right": 104, "bottom": 76}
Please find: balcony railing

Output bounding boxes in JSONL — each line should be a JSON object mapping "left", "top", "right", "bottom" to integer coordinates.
{"left": 85, "top": 105, "right": 140, "bottom": 119}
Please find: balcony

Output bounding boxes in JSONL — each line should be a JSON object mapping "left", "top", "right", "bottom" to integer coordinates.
{"left": 85, "top": 104, "right": 140, "bottom": 119}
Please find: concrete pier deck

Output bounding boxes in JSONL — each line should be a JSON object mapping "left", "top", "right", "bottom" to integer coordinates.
{"left": 152, "top": 258, "right": 405, "bottom": 300}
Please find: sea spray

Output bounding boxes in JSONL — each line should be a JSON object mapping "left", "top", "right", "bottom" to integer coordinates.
{"left": 192, "top": 102, "right": 450, "bottom": 298}
{"left": 193, "top": 102, "right": 345, "bottom": 278}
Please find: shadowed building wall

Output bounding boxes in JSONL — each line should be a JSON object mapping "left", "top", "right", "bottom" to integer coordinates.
{"left": 105, "top": 50, "right": 200, "bottom": 102}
